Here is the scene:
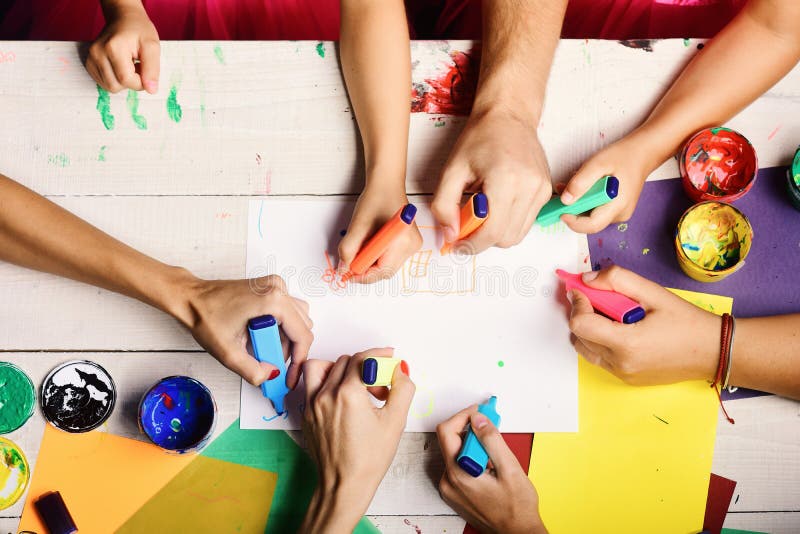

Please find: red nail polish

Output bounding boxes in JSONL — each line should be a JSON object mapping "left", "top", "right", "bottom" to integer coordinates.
{"left": 267, "top": 369, "right": 280, "bottom": 381}
{"left": 400, "top": 360, "right": 410, "bottom": 376}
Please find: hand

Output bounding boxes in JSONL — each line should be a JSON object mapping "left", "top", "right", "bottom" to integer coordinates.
{"left": 182, "top": 274, "right": 314, "bottom": 388}
{"left": 432, "top": 108, "right": 552, "bottom": 254}
{"left": 559, "top": 132, "right": 658, "bottom": 234}
{"left": 567, "top": 266, "right": 721, "bottom": 385}
{"left": 300, "top": 349, "right": 415, "bottom": 533}
{"left": 437, "top": 406, "right": 546, "bottom": 534}
{"left": 87, "top": 0, "right": 160, "bottom": 94}
{"left": 338, "top": 182, "right": 422, "bottom": 284}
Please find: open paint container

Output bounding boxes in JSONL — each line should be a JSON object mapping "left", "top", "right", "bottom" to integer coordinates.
{"left": 674, "top": 201, "right": 753, "bottom": 282}
{"left": 0, "top": 363, "right": 35, "bottom": 434}
{"left": 679, "top": 127, "right": 757, "bottom": 203}
{"left": 139, "top": 376, "right": 217, "bottom": 454}
{"left": 41, "top": 360, "right": 116, "bottom": 433}
{"left": 786, "top": 146, "right": 800, "bottom": 211}
{"left": 0, "top": 436, "right": 29, "bottom": 510}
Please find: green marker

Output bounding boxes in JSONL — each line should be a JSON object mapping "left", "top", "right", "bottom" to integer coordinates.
{"left": 536, "top": 175, "right": 619, "bottom": 227}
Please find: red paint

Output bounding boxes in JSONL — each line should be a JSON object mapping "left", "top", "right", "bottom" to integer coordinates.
{"left": 160, "top": 393, "right": 174, "bottom": 410}
{"left": 267, "top": 369, "right": 280, "bottom": 381}
{"left": 215, "top": 212, "right": 231, "bottom": 219}
{"left": 767, "top": 125, "right": 781, "bottom": 141}
{"left": 680, "top": 127, "right": 757, "bottom": 202}
{"left": 598, "top": 238, "right": 603, "bottom": 248}
{"left": 400, "top": 360, "right": 410, "bottom": 376}
{"left": 411, "top": 49, "right": 479, "bottom": 116}
{"left": 403, "top": 518, "right": 422, "bottom": 534}
{"left": 0, "top": 51, "right": 16, "bottom": 64}
{"left": 264, "top": 170, "right": 272, "bottom": 195}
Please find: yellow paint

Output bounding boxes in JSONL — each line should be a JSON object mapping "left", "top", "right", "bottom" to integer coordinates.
{"left": 529, "top": 289, "right": 732, "bottom": 533}
{"left": 0, "top": 437, "right": 28, "bottom": 510}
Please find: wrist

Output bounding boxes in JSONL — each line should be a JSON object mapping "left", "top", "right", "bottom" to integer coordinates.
{"left": 697, "top": 313, "right": 724, "bottom": 382}
{"left": 147, "top": 265, "right": 202, "bottom": 329}
{"left": 300, "top": 481, "right": 370, "bottom": 534}
{"left": 100, "top": 0, "right": 146, "bottom": 20}
{"left": 471, "top": 85, "right": 542, "bottom": 128}
{"left": 364, "top": 162, "right": 407, "bottom": 189}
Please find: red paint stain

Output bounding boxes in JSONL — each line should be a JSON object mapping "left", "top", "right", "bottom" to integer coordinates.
{"left": 0, "top": 51, "right": 16, "bottom": 64}
{"left": 411, "top": 48, "right": 479, "bottom": 116}
{"left": 598, "top": 238, "right": 603, "bottom": 248}
{"left": 583, "top": 254, "right": 589, "bottom": 264}
{"left": 57, "top": 57, "right": 69, "bottom": 73}
{"left": 160, "top": 393, "right": 174, "bottom": 410}
{"left": 767, "top": 125, "right": 781, "bottom": 141}
{"left": 599, "top": 132, "right": 606, "bottom": 140}
{"left": 265, "top": 170, "right": 272, "bottom": 194}
{"left": 256, "top": 153, "right": 262, "bottom": 165}
{"left": 403, "top": 518, "right": 422, "bottom": 534}
{"left": 216, "top": 212, "right": 232, "bottom": 219}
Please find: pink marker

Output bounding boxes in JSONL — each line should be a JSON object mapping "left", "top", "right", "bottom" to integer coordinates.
{"left": 556, "top": 269, "right": 646, "bottom": 324}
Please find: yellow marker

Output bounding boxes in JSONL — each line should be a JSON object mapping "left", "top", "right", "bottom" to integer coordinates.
{"left": 360, "top": 357, "right": 409, "bottom": 386}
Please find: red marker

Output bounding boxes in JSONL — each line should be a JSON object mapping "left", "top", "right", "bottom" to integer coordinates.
{"left": 556, "top": 269, "right": 646, "bottom": 324}
{"left": 349, "top": 204, "right": 418, "bottom": 275}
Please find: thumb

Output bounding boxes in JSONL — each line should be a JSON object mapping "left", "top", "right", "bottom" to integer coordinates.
{"left": 568, "top": 289, "right": 617, "bottom": 346}
{"left": 581, "top": 266, "right": 667, "bottom": 306}
{"left": 337, "top": 218, "right": 372, "bottom": 271}
{"left": 385, "top": 362, "right": 415, "bottom": 417}
{"left": 561, "top": 160, "right": 609, "bottom": 205}
{"left": 469, "top": 412, "right": 518, "bottom": 478}
{"left": 432, "top": 163, "right": 472, "bottom": 243}
{"left": 138, "top": 38, "right": 160, "bottom": 94}
{"left": 225, "top": 348, "right": 279, "bottom": 387}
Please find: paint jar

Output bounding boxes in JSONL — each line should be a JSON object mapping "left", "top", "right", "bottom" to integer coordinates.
{"left": 679, "top": 127, "right": 757, "bottom": 203}
{"left": 785, "top": 146, "right": 800, "bottom": 211}
{"left": 41, "top": 360, "right": 116, "bottom": 433}
{"left": 138, "top": 376, "right": 217, "bottom": 454}
{"left": 0, "top": 363, "right": 35, "bottom": 434}
{"left": 0, "top": 436, "right": 29, "bottom": 510}
{"left": 674, "top": 201, "right": 753, "bottom": 282}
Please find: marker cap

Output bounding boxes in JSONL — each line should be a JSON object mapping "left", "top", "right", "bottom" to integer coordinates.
{"left": 400, "top": 204, "right": 417, "bottom": 224}
{"left": 472, "top": 193, "right": 489, "bottom": 218}
{"left": 248, "top": 315, "right": 276, "bottom": 330}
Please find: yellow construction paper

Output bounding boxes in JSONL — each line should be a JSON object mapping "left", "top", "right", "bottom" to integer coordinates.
{"left": 116, "top": 455, "right": 277, "bottom": 533}
{"left": 19, "top": 424, "right": 194, "bottom": 533}
{"left": 530, "top": 289, "right": 732, "bottom": 533}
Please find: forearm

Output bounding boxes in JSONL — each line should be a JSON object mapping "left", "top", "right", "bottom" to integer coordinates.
{"left": 637, "top": 0, "right": 800, "bottom": 167}
{"left": 0, "top": 175, "right": 196, "bottom": 326}
{"left": 340, "top": 0, "right": 410, "bottom": 187}
{"left": 299, "top": 484, "right": 371, "bottom": 534}
{"left": 472, "top": 0, "right": 568, "bottom": 123}
{"left": 100, "top": 0, "right": 145, "bottom": 18}
{"left": 728, "top": 314, "right": 800, "bottom": 400}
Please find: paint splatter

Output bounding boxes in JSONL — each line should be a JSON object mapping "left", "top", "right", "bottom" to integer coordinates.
{"left": 262, "top": 412, "right": 289, "bottom": 423}
{"left": 257, "top": 200, "right": 265, "bottom": 239}
{"left": 167, "top": 85, "right": 183, "bottom": 123}
{"left": 264, "top": 170, "right": 272, "bottom": 194}
{"left": 96, "top": 84, "right": 115, "bottom": 130}
{"left": 0, "top": 51, "right": 16, "bottom": 64}
{"left": 619, "top": 40, "right": 655, "bottom": 52}
{"left": 767, "top": 125, "right": 781, "bottom": 141}
{"left": 48, "top": 153, "right": 70, "bottom": 167}
{"left": 403, "top": 518, "right": 422, "bottom": 534}
{"left": 582, "top": 39, "right": 591, "bottom": 65}
{"left": 255, "top": 153, "right": 262, "bottom": 165}
{"left": 432, "top": 117, "right": 446, "bottom": 128}
{"left": 98, "top": 145, "right": 107, "bottom": 162}
{"left": 126, "top": 90, "right": 148, "bottom": 130}
{"left": 170, "top": 418, "right": 182, "bottom": 432}
{"left": 161, "top": 393, "right": 174, "bottom": 410}
{"left": 411, "top": 48, "right": 479, "bottom": 115}
{"left": 315, "top": 42, "right": 325, "bottom": 58}
{"left": 213, "top": 44, "right": 225, "bottom": 64}
{"left": 618, "top": 241, "right": 628, "bottom": 250}
{"left": 617, "top": 223, "right": 628, "bottom": 232}
{"left": 597, "top": 238, "right": 603, "bottom": 248}
{"left": 683, "top": 38, "right": 690, "bottom": 47}
{"left": 216, "top": 212, "right": 232, "bottom": 219}
{"left": 57, "top": 56, "right": 69, "bottom": 73}
{"left": 497, "top": 360, "right": 505, "bottom": 368}
{"left": 653, "top": 414, "right": 669, "bottom": 425}
{"left": 642, "top": 248, "right": 650, "bottom": 255}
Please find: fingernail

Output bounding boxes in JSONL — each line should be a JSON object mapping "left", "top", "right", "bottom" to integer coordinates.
{"left": 144, "top": 79, "right": 158, "bottom": 93}
{"left": 444, "top": 226, "right": 457, "bottom": 243}
{"left": 582, "top": 271, "right": 599, "bottom": 282}
{"left": 267, "top": 369, "right": 280, "bottom": 381}
{"left": 472, "top": 413, "right": 489, "bottom": 430}
{"left": 400, "top": 360, "right": 410, "bottom": 376}
{"left": 566, "top": 289, "right": 574, "bottom": 304}
{"left": 561, "top": 191, "right": 575, "bottom": 204}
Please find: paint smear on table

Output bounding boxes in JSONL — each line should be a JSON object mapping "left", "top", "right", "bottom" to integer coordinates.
{"left": 213, "top": 44, "right": 225, "bottom": 64}
{"left": 47, "top": 153, "right": 70, "bottom": 167}
{"left": 126, "top": 90, "right": 148, "bottom": 130}
{"left": 167, "top": 84, "right": 183, "bottom": 123}
{"left": 411, "top": 49, "right": 479, "bottom": 116}
{"left": 95, "top": 85, "right": 115, "bottom": 130}
{"left": 618, "top": 39, "right": 655, "bottom": 52}
{"left": 98, "top": 145, "right": 107, "bottom": 162}
{"left": 0, "top": 437, "right": 28, "bottom": 510}
{"left": 315, "top": 42, "right": 325, "bottom": 58}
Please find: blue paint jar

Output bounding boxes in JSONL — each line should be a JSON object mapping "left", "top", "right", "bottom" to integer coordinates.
{"left": 138, "top": 376, "right": 217, "bottom": 454}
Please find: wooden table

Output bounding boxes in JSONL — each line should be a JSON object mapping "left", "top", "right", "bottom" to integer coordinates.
{"left": 0, "top": 40, "right": 798, "bottom": 533}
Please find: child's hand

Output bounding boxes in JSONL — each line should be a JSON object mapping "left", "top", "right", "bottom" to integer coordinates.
{"left": 437, "top": 406, "right": 547, "bottom": 534}
{"left": 86, "top": 0, "right": 160, "bottom": 94}
{"left": 433, "top": 108, "right": 552, "bottom": 254}
{"left": 559, "top": 134, "right": 655, "bottom": 234}
{"left": 568, "top": 266, "right": 721, "bottom": 385}
{"left": 338, "top": 183, "right": 422, "bottom": 284}
{"left": 184, "top": 275, "right": 314, "bottom": 389}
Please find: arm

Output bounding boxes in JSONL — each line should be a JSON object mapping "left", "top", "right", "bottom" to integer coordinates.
{"left": 336, "top": 0, "right": 422, "bottom": 283}
{"left": 432, "top": 0, "right": 568, "bottom": 253}
{"left": 86, "top": 0, "right": 160, "bottom": 93}
{"left": 299, "top": 349, "right": 415, "bottom": 532}
{"left": 0, "top": 175, "right": 313, "bottom": 387}
{"left": 568, "top": 266, "right": 800, "bottom": 399}
{"left": 562, "top": 0, "right": 800, "bottom": 233}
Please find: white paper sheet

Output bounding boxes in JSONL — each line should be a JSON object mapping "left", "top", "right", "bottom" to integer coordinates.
{"left": 241, "top": 198, "right": 587, "bottom": 432}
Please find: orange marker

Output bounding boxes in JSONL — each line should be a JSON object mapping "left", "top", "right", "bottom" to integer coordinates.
{"left": 349, "top": 204, "right": 418, "bottom": 275}
{"left": 441, "top": 193, "right": 489, "bottom": 254}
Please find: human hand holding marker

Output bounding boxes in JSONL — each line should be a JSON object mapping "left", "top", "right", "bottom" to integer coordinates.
{"left": 437, "top": 405, "right": 547, "bottom": 534}
{"left": 86, "top": 0, "right": 160, "bottom": 94}
{"left": 299, "top": 349, "right": 415, "bottom": 534}
{"left": 441, "top": 193, "right": 489, "bottom": 255}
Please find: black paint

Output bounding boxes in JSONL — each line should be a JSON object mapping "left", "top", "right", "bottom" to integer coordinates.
{"left": 41, "top": 360, "right": 116, "bottom": 433}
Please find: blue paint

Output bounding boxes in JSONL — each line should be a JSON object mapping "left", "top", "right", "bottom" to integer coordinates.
{"left": 138, "top": 376, "right": 217, "bottom": 454}
{"left": 258, "top": 200, "right": 265, "bottom": 239}
{"left": 262, "top": 412, "right": 289, "bottom": 423}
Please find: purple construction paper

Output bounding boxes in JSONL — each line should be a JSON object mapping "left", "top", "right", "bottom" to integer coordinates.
{"left": 588, "top": 166, "right": 799, "bottom": 400}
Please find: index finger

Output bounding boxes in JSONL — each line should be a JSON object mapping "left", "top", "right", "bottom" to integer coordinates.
{"left": 560, "top": 202, "right": 616, "bottom": 235}
{"left": 138, "top": 38, "right": 160, "bottom": 94}
{"left": 270, "top": 300, "right": 314, "bottom": 389}
{"left": 109, "top": 49, "right": 142, "bottom": 91}
{"left": 457, "top": 190, "right": 512, "bottom": 254}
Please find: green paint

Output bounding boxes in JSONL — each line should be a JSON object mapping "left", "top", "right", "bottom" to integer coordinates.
{"left": 167, "top": 85, "right": 183, "bottom": 123}
{"left": 434, "top": 120, "right": 446, "bottom": 128}
{"left": 710, "top": 126, "right": 732, "bottom": 135}
{"left": 792, "top": 146, "right": 800, "bottom": 187}
{"left": 203, "top": 419, "right": 379, "bottom": 534}
{"left": 0, "top": 363, "right": 35, "bottom": 434}
{"left": 126, "top": 90, "right": 148, "bottom": 130}
{"left": 95, "top": 84, "right": 115, "bottom": 130}
{"left": 98, "top": 145, "right": 107, "bottom": 162}
{"left": 200, "top": 103, "right": 206, "bottom": 126}
{"left": 213, "top": 44, "right": 225, "bottom": 64}
{"left": 497, "top": 360, "right": 505, "bottom": 368}
{"left": 720, "top": 529, "right": 768, "bottom": 534}
{"left": 315, "top": 42, "right": 325, "bottom": 58}
{"left": 683, "top": 38, "right": 690, "bottom": 47}
{"left": 2, "top": 445, "right": 26, "bottom": 475}
{"left": 170, "top": 418, "right": 182, "bottom": 432}
{"left": 47, "top": 153, "right": 70, "bottom": 167}
{"left": 617, "top": 223, "right": 628, "bottom": 232}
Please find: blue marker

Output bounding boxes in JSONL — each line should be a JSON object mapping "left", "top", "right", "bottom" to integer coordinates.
{"left": 247, "top": 315, "right": 290, "bottom": 415}
{"left": 457, "top": 396, "right": 501, "bottom": 477}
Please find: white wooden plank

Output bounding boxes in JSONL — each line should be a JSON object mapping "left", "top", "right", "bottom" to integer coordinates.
{"left": 0, "top": 40, "right": 797, "bottom": 197}
{"left": 724, "top": 512, "right": 800, "bottom": 533}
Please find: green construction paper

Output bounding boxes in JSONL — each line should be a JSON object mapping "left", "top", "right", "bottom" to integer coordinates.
{"left": 720, "top": 529, "right": 768, "bottom": 534}
{"left": 203, "top": 419, "right": 380, "bottom": 534}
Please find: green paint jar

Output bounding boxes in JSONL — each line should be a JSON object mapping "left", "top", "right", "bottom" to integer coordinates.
{"left": 0, "top": 363, "right": 35, "bottom": 434}
{"left": 786, "top": 146, "right": 800, "bottom": 212}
